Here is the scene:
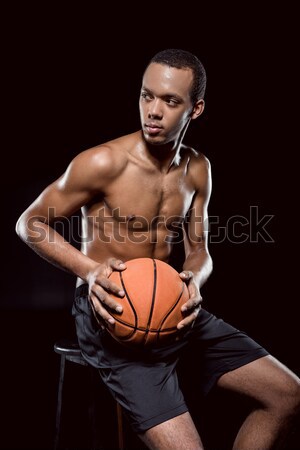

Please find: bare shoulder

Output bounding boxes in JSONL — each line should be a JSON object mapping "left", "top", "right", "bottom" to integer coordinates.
{"left": 59, "top": 134, "right": 131, "bottom": 191}
{"left": 183, "top": 146, "right": 211, "bottom": 193}
{"left": 68, "top": 138, "right": 128, "bottom": 179}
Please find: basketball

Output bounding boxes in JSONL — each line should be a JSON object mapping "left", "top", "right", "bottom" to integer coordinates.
{"left": 106, "top": 257, "right": 189, "bottom": 347}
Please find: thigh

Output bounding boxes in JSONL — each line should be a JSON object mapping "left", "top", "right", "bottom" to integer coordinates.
{"left": 185, "top": 309, "right": 269, "bottom": 396}
{"left": 98, "top": 357, "right": 188, "bottom": 434}
{"left": 217, "top": 354, "right": 300, "bottom": 406}
{"left": 141, "top": 411, "right": 204, "bottom": 450}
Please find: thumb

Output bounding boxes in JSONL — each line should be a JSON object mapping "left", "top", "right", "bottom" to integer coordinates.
{"left": 108, "top": 258, "right": 127, "bottom": 271}
{"left": 179, "top": 270, "right": 193, "bottom": 280}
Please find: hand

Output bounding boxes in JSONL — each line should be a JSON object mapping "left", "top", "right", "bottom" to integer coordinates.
{"left": 177, "top": 270, "right": 202, "bottom": 330}
{"left": 87, "top": 258, "right": 126, "bottom": 328}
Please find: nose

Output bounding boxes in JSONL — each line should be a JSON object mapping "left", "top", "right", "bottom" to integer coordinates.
{"left": 148, "top": 99, "right": 163, "bottom": 120}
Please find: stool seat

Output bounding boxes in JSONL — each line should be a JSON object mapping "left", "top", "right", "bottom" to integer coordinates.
{"left": 54, "top": 338, "right": 85, "bottom": 356}
{"left": 54, "top": 338, "right": 88, "bottom": 365}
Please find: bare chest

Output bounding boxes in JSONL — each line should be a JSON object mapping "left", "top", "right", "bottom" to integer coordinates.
{"left": 90, "top": 165, "right": 195, "bottom": 228}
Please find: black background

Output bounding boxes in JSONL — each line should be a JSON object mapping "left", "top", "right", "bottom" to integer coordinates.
{"left": 2, "top": 4, "right": 299, "bottom": 449}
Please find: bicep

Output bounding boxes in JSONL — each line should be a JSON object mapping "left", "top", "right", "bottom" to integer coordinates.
{"left": 184, "top": 193, "right": 210, "bottom": 254}
{"left": 21, "top": 156, "right": 100, "bottom": 224}
{"left": 23, "top": 179, "right": 92, "bottom": 224}
{"left": 20, "top": 146, "right": 117, "bottom": 224}
{"left": 184, "top": 157, "right": 212, "bottom": 253}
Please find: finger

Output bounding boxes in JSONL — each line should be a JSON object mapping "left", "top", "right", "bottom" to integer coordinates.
{"left": 177, "top": 307, "right": 201, "bottom": 329}
{"left": 108, "top": 258, "right": 127, "bottom": 271}
{"left": 92, "top": 286, "right": 123, "bottom": 313}
{"left": 181, "top": 296, "right": 202, "bottom": 312}
{"left": 90, "top": 300, "right": 106, "bottom": 330}
{"left": 98, "top": 277, "right": 125, "bottom": 298}
{"left": 179, "top": 270, "right": 193, "bottom": 280}
{"left": 90, "top": 294, "right": 116, "bottom": 326}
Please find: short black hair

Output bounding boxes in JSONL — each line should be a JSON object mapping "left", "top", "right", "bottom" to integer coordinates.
{"left": 149, "top": 49, "right": 206, "bottom": 104}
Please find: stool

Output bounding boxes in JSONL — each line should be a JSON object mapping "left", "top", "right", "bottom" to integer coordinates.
{"left": 54, "top": 338, "right": 124, "bottom": 449}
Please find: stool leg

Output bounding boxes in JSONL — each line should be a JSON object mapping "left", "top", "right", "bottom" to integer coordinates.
{"left": 116, "top": 402, "right": 124, "bottom": 450}
{"left": 88, "top": 367, "right": 98, "bottom": 450}
{"left": 54, "top": 354, "right": 66, "bottom": 450}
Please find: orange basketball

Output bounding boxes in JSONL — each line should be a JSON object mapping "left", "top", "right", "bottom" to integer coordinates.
{"left": 107, "top": 258, "right": 189, "bottom": 347}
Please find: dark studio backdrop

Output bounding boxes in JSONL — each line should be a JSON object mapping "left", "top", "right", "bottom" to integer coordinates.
{"left": 2, "top": 5, "right": 299, "bottom": 450}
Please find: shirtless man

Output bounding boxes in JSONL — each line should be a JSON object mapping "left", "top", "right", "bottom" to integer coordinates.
{"left": 16, "top": 49, "right": 300, "bottom": 449}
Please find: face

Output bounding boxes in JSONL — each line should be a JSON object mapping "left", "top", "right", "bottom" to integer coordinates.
{"left": 139, "top": 63, "right": 203, "bottom": 146}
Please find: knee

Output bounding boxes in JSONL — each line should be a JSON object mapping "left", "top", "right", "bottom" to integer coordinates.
{"left": 272, "top": 375, "right": 300, "bottom": 419}
{"left": 289, "top": 378, "right": 300, "bottom": 415}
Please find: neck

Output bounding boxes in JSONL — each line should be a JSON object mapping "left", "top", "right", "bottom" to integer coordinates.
{"left": 147, "top": 141, "right": 181, "bottom": 173}
{"left": 140, "top": 119, "right": 190, "bottom": 173}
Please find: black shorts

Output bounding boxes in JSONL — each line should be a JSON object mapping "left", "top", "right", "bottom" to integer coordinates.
{"left": 72, "top": 284, "right": 268, "bottom": 433}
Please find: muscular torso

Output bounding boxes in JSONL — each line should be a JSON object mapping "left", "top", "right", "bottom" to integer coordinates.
{"left": 80, "top": 132, "right": 200, "bottom": 268}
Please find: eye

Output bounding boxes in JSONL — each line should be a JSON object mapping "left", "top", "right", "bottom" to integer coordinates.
{"left": 141, "top": 92, "right": 152, "bottom": 101}
{"left": 165, "top": 98, "right": 179, "bottom": 107}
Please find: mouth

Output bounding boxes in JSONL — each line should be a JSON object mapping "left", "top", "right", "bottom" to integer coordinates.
{"left": 144, "top": 123, "right": 163, "bottom": 134}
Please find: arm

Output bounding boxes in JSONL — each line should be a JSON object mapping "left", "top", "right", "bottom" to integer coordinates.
{"left": 178, "top": 154, "right": 213, "bottom": 329}
{"left": 16, "top": 146, "right": 126, "bottom": 324}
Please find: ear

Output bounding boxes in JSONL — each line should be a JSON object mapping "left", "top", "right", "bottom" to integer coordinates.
{"left": 190, "top": 99, "right": 205, "bottom": 120}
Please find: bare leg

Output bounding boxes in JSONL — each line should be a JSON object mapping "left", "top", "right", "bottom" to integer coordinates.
{"left": 138, "top": 411, "right": 204, "bottom": 450}
{"left": 217, "top": 355, "right": 300, "bottom": 450}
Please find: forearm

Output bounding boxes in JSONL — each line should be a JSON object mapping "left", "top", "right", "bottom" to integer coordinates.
{"left": 16, "top": 219, "right": 97, "bottom": 282}
{"left": 183, "top": 248, "right": 213, "bottom": 288}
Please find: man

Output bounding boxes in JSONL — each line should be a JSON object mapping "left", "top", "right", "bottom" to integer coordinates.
{"left": 16, "top": 49, "right": 300, "bottom": 449}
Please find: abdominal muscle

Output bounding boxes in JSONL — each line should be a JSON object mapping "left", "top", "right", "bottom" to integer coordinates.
{"left": 76, "top": 218, "right": 180, "bottom": 286}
